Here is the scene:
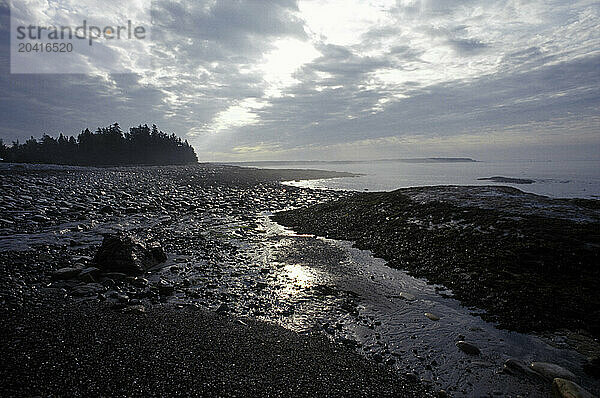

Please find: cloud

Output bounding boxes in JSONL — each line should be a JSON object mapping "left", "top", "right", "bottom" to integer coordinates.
{"left": 447, "top": 38, "right": 488, "bottom": 54}
{"left": 0, "top": 0, "right": 599, "bottom": 161}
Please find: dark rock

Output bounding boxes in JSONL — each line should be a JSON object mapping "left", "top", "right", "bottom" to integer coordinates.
{"left": 115, "top": 293, "right": 130, "bottom": 303}
{"left": 93, "top": 234, "right": 167, "bottom": 275}
{"left": 583, "top": 356, "right": 600, "bottom": 378}
{"left": 455, "top": 341, "right": 480, "bottom": 355}
{"left": 32, "top": 214, "right": 50, "bottom": 223}
{"left": 503, "top": 358, "right": 541, "bottom": 379}
{"left": 52, "top": 267, "right": 81, "bottom": 280}
{"left": 99, "top": 205, "right": 115, "bottom": 214}
{"left": 78, "top": 267, "right": 101, "bottom": 283}
{"left": 102, "top": 272, "right": 127, "bottom": 281}
{"left": 71, "top": 283, "right": 105, "bottom": 297}
{"left": 158, "top": 280, "right": 175, "bottom": 296}
{"left": 216, "top": 303, "right": 229, "bottom": 313}
{"left": 130, "top": 277, "right": 149, "bottom": 288}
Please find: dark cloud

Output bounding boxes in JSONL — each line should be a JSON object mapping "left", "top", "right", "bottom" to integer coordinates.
{"left": 448, "top": 38, "right": 488, "bottom": 54}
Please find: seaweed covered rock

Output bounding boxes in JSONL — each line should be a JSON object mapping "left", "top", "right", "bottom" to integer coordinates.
{"left": 94, "top": 234, "right": 167, "bottom": 275}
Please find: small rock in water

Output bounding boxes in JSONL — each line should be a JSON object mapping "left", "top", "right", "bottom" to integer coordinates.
{"left": 455, "top": 341, "right": 480, "bottom": 355}
{"left": 52, "top": 267, "right": 81, "bottom": 280}
{"left": 399, "top": 292, "right": 416, "bottom": 301}
{"left": 425, "top": 312, "right": 440, "bottom": 321}
{"left": 503, "top": 358, "right": 542, "bottom": 378}
{"left": 552, "top": 378, "right": 594, "bottom": 398}
{"left": 31, "top": 214, "right": 50, "bottom": 223}
{"left": 530, "top": 362, "right": 576, "bottom": 381}
{"left": 99, "top": 205, "right": 115, "bottom": 214}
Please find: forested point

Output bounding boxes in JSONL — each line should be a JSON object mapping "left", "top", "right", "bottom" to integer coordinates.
{"left": 0, "top": 123, "right": 198, "bottom": 166}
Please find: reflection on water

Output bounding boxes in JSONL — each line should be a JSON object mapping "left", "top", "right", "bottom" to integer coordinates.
{"left": 280, "top": 263, "right": 315, "bottom": 291}
{"left": 185, "top": 214, "right": 599, "bottom": 398}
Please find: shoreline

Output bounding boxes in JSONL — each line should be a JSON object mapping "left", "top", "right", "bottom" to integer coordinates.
{"left": 1, "top": 164, "right": 599, "bottom": 396}
{"left": 273, "top": 186, "right": 600, "bottom": 338}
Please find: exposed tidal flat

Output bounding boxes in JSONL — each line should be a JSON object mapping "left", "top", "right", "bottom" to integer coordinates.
{"left": 1, "top": 163, "right": 599, "bottom": 397}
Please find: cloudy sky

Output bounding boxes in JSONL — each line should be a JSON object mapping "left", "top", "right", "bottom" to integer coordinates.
{"left": 1, "top": 0, "right": 599, "bottom": 161}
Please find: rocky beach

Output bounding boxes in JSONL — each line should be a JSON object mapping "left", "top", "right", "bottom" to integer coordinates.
{"left": 1, "top": 164, "right": 599, "bottom": 397}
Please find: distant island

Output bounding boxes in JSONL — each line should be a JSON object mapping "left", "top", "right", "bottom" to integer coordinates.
{"left": 228, "top": 157, "right": 478, "bottom": 166}
{"left": 0, "top": 123, "right": 198, "bottom": 166}
{"left": 390, "top": 157, "right": 478, "bottom": 163}
{"left": 478, "top": 176, "right": 536, "bottom": 184}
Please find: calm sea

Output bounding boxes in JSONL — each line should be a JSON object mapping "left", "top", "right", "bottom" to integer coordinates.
{"left": 230, "top": 160, "right": 600, "bottom": 199}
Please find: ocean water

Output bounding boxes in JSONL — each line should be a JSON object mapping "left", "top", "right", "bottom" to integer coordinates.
{"left": 234, "top": 160, "right": 600, "bottom": 199}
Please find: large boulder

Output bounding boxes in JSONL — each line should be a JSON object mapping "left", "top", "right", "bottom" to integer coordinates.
{"left": 94, "top": 234, "right": 167, "bottom": 275}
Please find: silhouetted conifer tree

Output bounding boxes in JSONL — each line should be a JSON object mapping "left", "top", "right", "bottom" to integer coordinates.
{"left": 1, "top": 123, "right": 198, "bottom": 165}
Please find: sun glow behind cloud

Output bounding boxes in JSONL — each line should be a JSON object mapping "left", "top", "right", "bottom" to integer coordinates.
{"left": 210, "top": 98, "right": 268, "bottom": 133}
{"left": 258, "top": 37, "right": 321, "bottom": 98}
{"left": 298, "top": 0, "right": 396, "bottom": 46}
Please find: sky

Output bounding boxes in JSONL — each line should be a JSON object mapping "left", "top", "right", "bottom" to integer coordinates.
{"left": 0, "top": 0, "right": 599, "bottom": 161}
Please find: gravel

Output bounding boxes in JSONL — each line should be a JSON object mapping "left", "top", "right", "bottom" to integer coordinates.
{"left": 0, "top": 296, "right": 429, "bottom": 397}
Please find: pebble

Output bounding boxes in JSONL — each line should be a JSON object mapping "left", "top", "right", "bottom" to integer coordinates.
{"left": 52, "top": 267, "right": 81, "bottom": 280}
{"left": 121, "top": 304, "right": 146, "bottom": 314}
{"left": 216, "top": 303, "right": 230, "bottom": 313}
{"left": 130, "top": 277, "right": 149, "bottom": 288}
{"left": 71, "top": 283, "right": 105, "bottom": 297}
{"left": 158, "top": 280, "right": 175, "bottom": 296}
{"left": 455, "top": 341, "right": 480, "bottom": 355}
{"left": 503, "top": 358, "right": 541, "bottom": 378}
{"left": 78, "top": 267, "right": 101, "bottom": 283}
{"left": 399, "top": 292, "right": 416, "bottom": 301}
{"left": 425, "top": 312, "right": 440, "bottom": 321}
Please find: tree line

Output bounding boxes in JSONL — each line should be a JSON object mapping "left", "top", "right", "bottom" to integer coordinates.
{"left": 0, "top": 123, "right": 198, "bottom": 166}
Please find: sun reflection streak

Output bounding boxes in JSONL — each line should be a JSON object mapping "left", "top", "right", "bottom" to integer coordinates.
{"left": 279, "top": 263, "right": 315, "bottom": 296}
